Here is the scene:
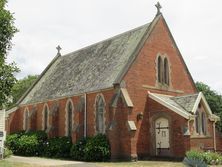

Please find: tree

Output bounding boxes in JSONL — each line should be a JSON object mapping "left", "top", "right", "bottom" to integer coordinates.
{"left": 0, "top": 0, "right": 19, "bottom": 109}
{"left": 196, "top": 82, "right": 222, "bottom": 132}
{"left": 7, "top": 75, "right": 38, "bottom": 108}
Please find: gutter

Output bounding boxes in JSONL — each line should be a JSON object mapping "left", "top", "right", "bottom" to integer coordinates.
{"left": 84, "top": 93, "right": 87, "bottom": 137}
{"left": 213, "top": 121, "right": 217, "bottom": 151}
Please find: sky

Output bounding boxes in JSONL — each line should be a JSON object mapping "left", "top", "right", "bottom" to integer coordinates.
{"left": 6, "top": 0, "right": 222, "bottom": 93}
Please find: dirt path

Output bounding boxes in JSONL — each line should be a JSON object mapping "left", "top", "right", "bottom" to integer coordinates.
{"left": 6, "top": 156, "right": 96, "bottom": 167}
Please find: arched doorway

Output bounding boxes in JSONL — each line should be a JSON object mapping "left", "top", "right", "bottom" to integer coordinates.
{"left": 155, "top": 117, "right": 170, "bottom": 156}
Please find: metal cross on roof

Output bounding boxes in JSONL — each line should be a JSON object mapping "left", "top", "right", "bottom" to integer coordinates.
{"left": 56, "top": 45, "right": 62, "bottom": 54}
{"left": 155, "top": 2, "right": 162, "bottom": 16}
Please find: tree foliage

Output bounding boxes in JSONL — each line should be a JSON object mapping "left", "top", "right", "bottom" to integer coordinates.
{"left": 0, "top": 0, "right": 19, "bottom": 109}
{"left": 7, "top": 75, "right": 38, "bottom": 108}
{"left": 196, "top": 82, "right": 222, "bottom": 131}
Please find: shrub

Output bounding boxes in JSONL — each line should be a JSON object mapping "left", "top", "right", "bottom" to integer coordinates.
{"left": 5, "top": 131, "right": 47, "bottom": 156}
{"left": 5, "top": 131, "right": 25, "bottom": 154}
{"left": 3, "top": 148, "right": 13, "bottom": 158}
{"left": 84, "top": 134, "right": 110, "bottom": 162}
{"left": 5, "top": 133, "right": 19, "bottom": 154}
{"left": 70, "top": 137, "right": 91, "bottom": 161}
{"left": 185, "top": 150, "right": 222, "bottom": 165}
{"left": 43, "top": 136, "right": 72, "bottom": 158}
{"left": 16, "top": 134, "right": 39, "bottom": 156}
{"left": 202, "top": 151, "right": 222, "bottom": 165}
{"left": 186, "top": 150, "right": 204, "bottom": 162}
{"left": 27, "top": 131, "right": 47, "bottom": 143}
{"left": 5, "top": 131, "right": 111, "bottom": 161}
{"left": 183, "top": 157, "right": 207, "bottom": 167}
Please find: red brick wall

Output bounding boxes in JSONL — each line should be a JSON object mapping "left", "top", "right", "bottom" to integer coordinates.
{"left": 146, "top": 98, "right": 189, "bottom": 157}
{"left": 188, "top": 109, "right": 215, "bottom": 151}
{"left": 7, "top": 89, "right": 115, "bottom": 141}
{"left": 121, "top": 16, "right": 197, "bottom": 158}
{"left": 216, "top": 130, "right": 222, "bottom": 151}
{"left": 190, "top": 138, "right": 213, "bottom": 150}
{"left": 123, "top": 16, "right": 196, "bottom": 97}
{"left": 107, "top": 98, "right": 133, "bottom": 160}
{"left": 6, "top": 108, "right": 22, "bottom": 133}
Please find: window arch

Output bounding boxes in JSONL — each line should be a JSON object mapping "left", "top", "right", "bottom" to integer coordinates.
{"left": 23, "top": 107, "right": 29, "bottom": 131}
{"left": 95, "top": 94, "right": 105, "bottom": 134}
{"left": 65, "top": 99, "right": 74, "bottom": 137}
{"left": 42, "top": 104, "right": 49, "bottom": 131}
{"left": 164, "top": 58, "right": 169, "bottom": 85}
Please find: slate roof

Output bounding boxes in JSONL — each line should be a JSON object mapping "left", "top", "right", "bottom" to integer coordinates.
{"left": 171, "top": 94, "right": 199, "bottom": 113}
{"left": 151, "top": 93, "right": 199, "bottom": 114}
{"left": 149, "top": 92, "right": 220, "bottom": 120}
{"left": 20, "top": 22, "right": 152, "bottom": 105}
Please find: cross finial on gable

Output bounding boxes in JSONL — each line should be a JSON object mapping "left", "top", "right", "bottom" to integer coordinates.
{"left": 155, "top": 2, "right": 162, "bottom": 16}
{"left": 56, "top": 45, "right": 62, "bottom": 55}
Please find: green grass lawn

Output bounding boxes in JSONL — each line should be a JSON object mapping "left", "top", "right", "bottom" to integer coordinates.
{"left": 0, "top": 160, "right": 44, "bottom": 167}
{"left": 96, "top": 161, "right": 184, "bottom": 167}
{"left": 1, "top": 160, "right": 184, "bottom": 167}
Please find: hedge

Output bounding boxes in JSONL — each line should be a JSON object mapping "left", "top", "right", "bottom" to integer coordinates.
{"left": 70, "top": 137, "right": 91, "bottom": 161}
{"left": 5, "top": 131, "right": 47, "bottom": 156}
{"left": 43, "top": 136, "right": 72, "bottom": 158}
{"left": 70, "top": 134, "right": 110, "bottom": 162}
{"left": 83, "top": 134, "right": 110, "bottom": 161}
{"left": 6, "top": 131, "right": 110, "bottom": 161}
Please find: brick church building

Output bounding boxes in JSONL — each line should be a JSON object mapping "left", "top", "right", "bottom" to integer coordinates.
{"left": 6, "top": 4, "right": 222, "bottom": 160}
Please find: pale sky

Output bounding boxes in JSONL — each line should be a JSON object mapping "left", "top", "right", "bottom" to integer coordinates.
{"left": 7, "top": 0, "right": 222, "bottom": 93}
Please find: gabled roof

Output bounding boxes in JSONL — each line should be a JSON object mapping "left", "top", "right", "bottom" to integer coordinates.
{"left": 18, "top": 13, "right": 196, "bottom": 105}
{"left": 148, "top": 92, "right": 219, "bottom": 121}
{"left": 148, "top": 92, "right": 192, "bottom": 119}
{"left": 20, "top": 16, "right": 160, "bottom": 105}
{"left": 171, "top": 94, "right": 199, "bottom": 113}
{"left": 110, "top": 88, "right": 134, "bottom": 108}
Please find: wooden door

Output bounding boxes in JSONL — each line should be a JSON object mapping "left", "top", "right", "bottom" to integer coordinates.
{"left": 155, "top": 117, "right": 170, "bottom": 156}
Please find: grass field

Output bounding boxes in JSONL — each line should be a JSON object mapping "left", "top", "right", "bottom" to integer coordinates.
{"left": 96, "top": 161, "right": 184, "bottom": 167}
{"left": 0, "top": 160, "right": 184, "bottom": 167}
{"left": 0, "top": 160, "right": 43, "bottom": 167}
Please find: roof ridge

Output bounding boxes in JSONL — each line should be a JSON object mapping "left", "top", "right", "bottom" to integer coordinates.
{"left": 62, "top": 23, "right": 151, "bottom": 57}
{"left": 149, "top": 92, "right": 174, "bottom": 97}
{"left": 20, "top": 20, "right": 152, "bottom": 105}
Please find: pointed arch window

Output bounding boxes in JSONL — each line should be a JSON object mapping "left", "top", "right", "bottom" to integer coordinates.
{"left": 66, "top": 100, "right": 74, "bottom": 137}
{"left": 195, "top": 105, "right": 208, "bottom": 136}
{"left": 201, "top": 112, "right": 206, "bottom": 135}
{"left": 158, "top": 56, "right": 163, "bottom": 83}
{"left": 157, "top": 56, "right": 170, "bottom": 86}
{"left": 96, "top": 95, "right": 105, "bottom": 134}
{"left": 164, "top": 58, "right": 169, "bottom": 85}
{"left": 195, "top": 110, "right": 201, "bottom": 134}
{"left": 23, "top": 108, "right": 29, "bottom": 131}
{"left": 42, "top": 105, "right": 49, "bottom": 131}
